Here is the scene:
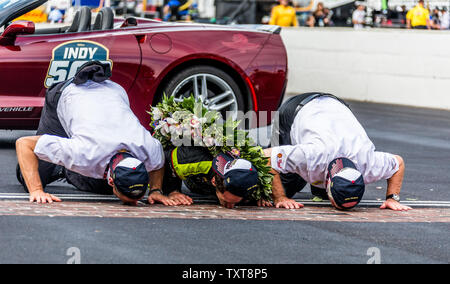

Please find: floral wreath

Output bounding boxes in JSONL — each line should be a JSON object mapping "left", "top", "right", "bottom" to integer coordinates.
{"left": 149, "top": 95, "right": 273, "bottom": 201}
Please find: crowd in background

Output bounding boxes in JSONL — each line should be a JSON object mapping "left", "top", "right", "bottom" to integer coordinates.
{"left": 268, "top": 0, "right": 450, "bottom": 29}
{"left": 14, "top": 0, "right": 450, "bottom": 31}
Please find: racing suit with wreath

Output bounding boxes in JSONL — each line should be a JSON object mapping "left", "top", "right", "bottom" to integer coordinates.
{"left": 162, "top": 146, "right": 217, "bottom": 197}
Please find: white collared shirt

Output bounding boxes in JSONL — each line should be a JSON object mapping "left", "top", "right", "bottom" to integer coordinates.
{"left": 34, "top": 80, "right": 164, "bottom": 179}
{"left": 271, "top": 97, "right": 399, "bottom": 188}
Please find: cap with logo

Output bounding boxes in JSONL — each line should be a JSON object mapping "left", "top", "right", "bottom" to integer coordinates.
{"left": 326, "top": 157, "right": 365, "bottom": 209}
{"left": 108, "top": 152, "right": 149, "bottom": 200}
{"left": 212, "top": 153, "right": 259, "bottom": 198}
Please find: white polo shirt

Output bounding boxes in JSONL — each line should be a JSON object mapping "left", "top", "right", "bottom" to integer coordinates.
{"left": 271, "top": 97, "right": 399, "bottom": 188}
{"left": 34, "top": 80, "right": 164, "bottom": 179}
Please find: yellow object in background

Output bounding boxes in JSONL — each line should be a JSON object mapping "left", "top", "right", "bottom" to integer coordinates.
{"left": 269, "top": 5, "right": 298, "bottom": 27}
{"left": 15, "top": 6, "right": 47, "bottom": 23}
{"left": 406, "top": 5, "right": 430, "bottom": 27}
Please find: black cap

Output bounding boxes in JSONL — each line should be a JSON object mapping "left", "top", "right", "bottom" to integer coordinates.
{"left": 326, "top": 158, "right": 365, "bottom": 209}
{"left": 109, "top": 152, "right": 149, "bottom": 200}
{"left": 212, "top": 153, "right": 259, "bottom": 198}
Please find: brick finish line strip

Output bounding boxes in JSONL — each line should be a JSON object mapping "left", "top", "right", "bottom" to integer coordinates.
{"left": 0, "top": 200, "right": 449, "bottom": 222}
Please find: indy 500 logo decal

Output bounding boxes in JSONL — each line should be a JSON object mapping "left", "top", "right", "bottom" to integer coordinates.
{"left": 44, "top": 40, "right": 113, "bottom": 88}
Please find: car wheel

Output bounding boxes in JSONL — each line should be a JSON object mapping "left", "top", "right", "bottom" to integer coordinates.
{"left": 162, "top": 66, "right": 245, "bottom": 120}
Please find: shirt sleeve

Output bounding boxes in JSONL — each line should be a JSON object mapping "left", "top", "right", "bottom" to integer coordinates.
{"left": 269, "top": 7, "right": 278, "bottom": 25}
{"left": 142, "top": 136, "right": 165, "bottom": 172}
{"left": 293, "top": 12, "right": 299, "bottom": 27}
{"left": 34, "top": 134, "right": 78, "bottom": 168}
{"left": 363, "top": 152, "right": 400, "bottom": 184}
{"left": 406, "top": 10, "right": 412, "bottom": 20}
{"left": 271, "top": 145, "right": 307, "bottom": 175}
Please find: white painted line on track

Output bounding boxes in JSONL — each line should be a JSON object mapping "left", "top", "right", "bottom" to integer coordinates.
{"left": 0, "top": 193, "right": 449, "bottom": 207}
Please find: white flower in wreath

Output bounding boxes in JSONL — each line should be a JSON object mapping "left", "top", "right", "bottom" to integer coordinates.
{"left": 169, "top": 124, "right": 183, "bottom": 136}
{"left": 173, "top": 110, "right": 192, "bottom": 122}
{"left": 190, "top": 116, "right": 202, "bottom": 129}
{"left": 166, "top": 117, "right": 178, "bottom": 125}
{"left": 203, "top": 136, "right": 216, "bottom": 147}
{"left": 158, "top": 120, "right": 170, "bottom": 137}
{"left": 193, "top": 135, "right": 205, "bottom": 147}
{"left": 191, "top": 127, "right": 202, "bottom": 139}
{"left": 152, "top": 108, "right": 163, "bottom": 120}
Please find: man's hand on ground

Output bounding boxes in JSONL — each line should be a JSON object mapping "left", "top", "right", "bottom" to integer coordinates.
{"left": 257, "top": 199, "right": 273, "bottom": 207}
{"left": 273, "top": 196, "right": 304, "bottom": 209}
{"left": 169, "top": 192, "right": 193, "bottom": 206}
{"left": 148, "top": 191, "right": 179, "bottom": 206}
{"left": 380, "top": 199, "right": 412, "bottom": 211}
{"left": 29, "top": 190, "right": 61, "bottom": 204}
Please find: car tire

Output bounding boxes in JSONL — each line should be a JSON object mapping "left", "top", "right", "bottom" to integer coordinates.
{"left": 161, "top": 65, "right": 245, "bottom": 120}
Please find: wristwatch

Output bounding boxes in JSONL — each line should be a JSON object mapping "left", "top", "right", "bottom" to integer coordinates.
{"left": 386, "top": 194, "right": 400, "bottom": 202}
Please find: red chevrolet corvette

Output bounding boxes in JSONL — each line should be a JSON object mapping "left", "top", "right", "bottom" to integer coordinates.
{"left": 0, "top": 0, "right": 287, "bottom": 130}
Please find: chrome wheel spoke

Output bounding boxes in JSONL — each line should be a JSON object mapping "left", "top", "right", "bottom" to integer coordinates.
{"left": 206, "top": 91, "right": 232, "bottom": 105}
{"left": 201, "top": 75, "right": 208, "bottom": 102}
{"left": 193, "top": 76, "right": 200, "bottom": 100}
{"left": 171, "top": 73, "right": 238, "bottom": 118}
{"left": 209, "top": 99, "right": 235, "bottom": 111}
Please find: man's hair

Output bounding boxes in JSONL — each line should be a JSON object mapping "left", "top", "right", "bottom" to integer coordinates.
{"left": 213, "top": 172, "right": 226, "bottom": 193}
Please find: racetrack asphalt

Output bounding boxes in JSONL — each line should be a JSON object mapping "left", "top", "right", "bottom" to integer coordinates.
{"left": 0, "top": 99, "right": 449, "bottom": 264}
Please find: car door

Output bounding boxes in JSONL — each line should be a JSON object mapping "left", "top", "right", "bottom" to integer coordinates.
{"left": 0, "top": 29, "right": 141, "bottom": 129}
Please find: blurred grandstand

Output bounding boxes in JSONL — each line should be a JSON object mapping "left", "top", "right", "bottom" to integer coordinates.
{"left": 9, "top": 0, "right": 450, "bottom": 28}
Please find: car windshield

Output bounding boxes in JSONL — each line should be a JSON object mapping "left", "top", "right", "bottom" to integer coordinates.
{"left": 0, "top": 0, "right": 46, "bottom": 29}
{"left": 0, "top": 0, "right": 21, "bottom": 9}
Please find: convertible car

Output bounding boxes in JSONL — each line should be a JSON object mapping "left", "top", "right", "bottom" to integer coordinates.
{"left": 0, "top": 0, "right": 287, "bottom": 130}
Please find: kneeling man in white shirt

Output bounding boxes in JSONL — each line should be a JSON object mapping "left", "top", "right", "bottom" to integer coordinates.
{"left": 16, "top": 61, "right": 174, "bottom": 206}
{"left": 264, "top": 93, "right": 412, "bottom": 211}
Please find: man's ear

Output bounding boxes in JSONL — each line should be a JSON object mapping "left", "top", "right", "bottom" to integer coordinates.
{"left": 211, "top": 176, "right": 216, "bottom": 186}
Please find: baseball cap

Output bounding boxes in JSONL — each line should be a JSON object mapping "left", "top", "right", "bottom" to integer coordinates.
{"left": 326, "top": 158, "right": 365, "bottom": 209}
{"left": 108, "top": 152, "right": 149, "bottom": 200}
{"left": 212, "top": 153, "right": 259, "bottom": 198}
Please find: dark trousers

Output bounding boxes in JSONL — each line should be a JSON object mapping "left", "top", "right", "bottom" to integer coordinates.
{"left": 27, "top": 81, "right": 112, "bottom": 195}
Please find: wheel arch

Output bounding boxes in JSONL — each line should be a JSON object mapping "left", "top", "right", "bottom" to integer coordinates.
{"left": 152, "top": 56, "right": 254, "bottom": 112}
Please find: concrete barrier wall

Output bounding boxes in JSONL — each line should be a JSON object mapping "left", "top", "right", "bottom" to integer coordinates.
{"left": 281, "top": 28, "right": 450, "bottom": 110}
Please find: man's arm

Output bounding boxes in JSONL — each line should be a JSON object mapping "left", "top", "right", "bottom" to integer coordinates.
{"left": 406, "top": 10, "right": 412, "bottom": 29}
{"left": 147, "top": 165, "right": 193, "bottom": 206}
{"left": 146, "top": 148, "right": 193, "bottom": 206}
{"left": 427, "top": 18, "right": 432, "bottom": 29}
{"left": 147, "top": 166, "right": 178, "bottom": 206}
{"left": 380, "top": 155, "right": 412, "bottom": 211}
{"left": 262, "top": 148, "right": 303, "bottom": 209}
{"left": 16, "top": 136, "right": 61, "bottom": 204}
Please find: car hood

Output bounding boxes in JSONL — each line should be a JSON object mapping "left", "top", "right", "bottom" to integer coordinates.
{"left": 0, "top": 0, "right": 47, "bottom": 28}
